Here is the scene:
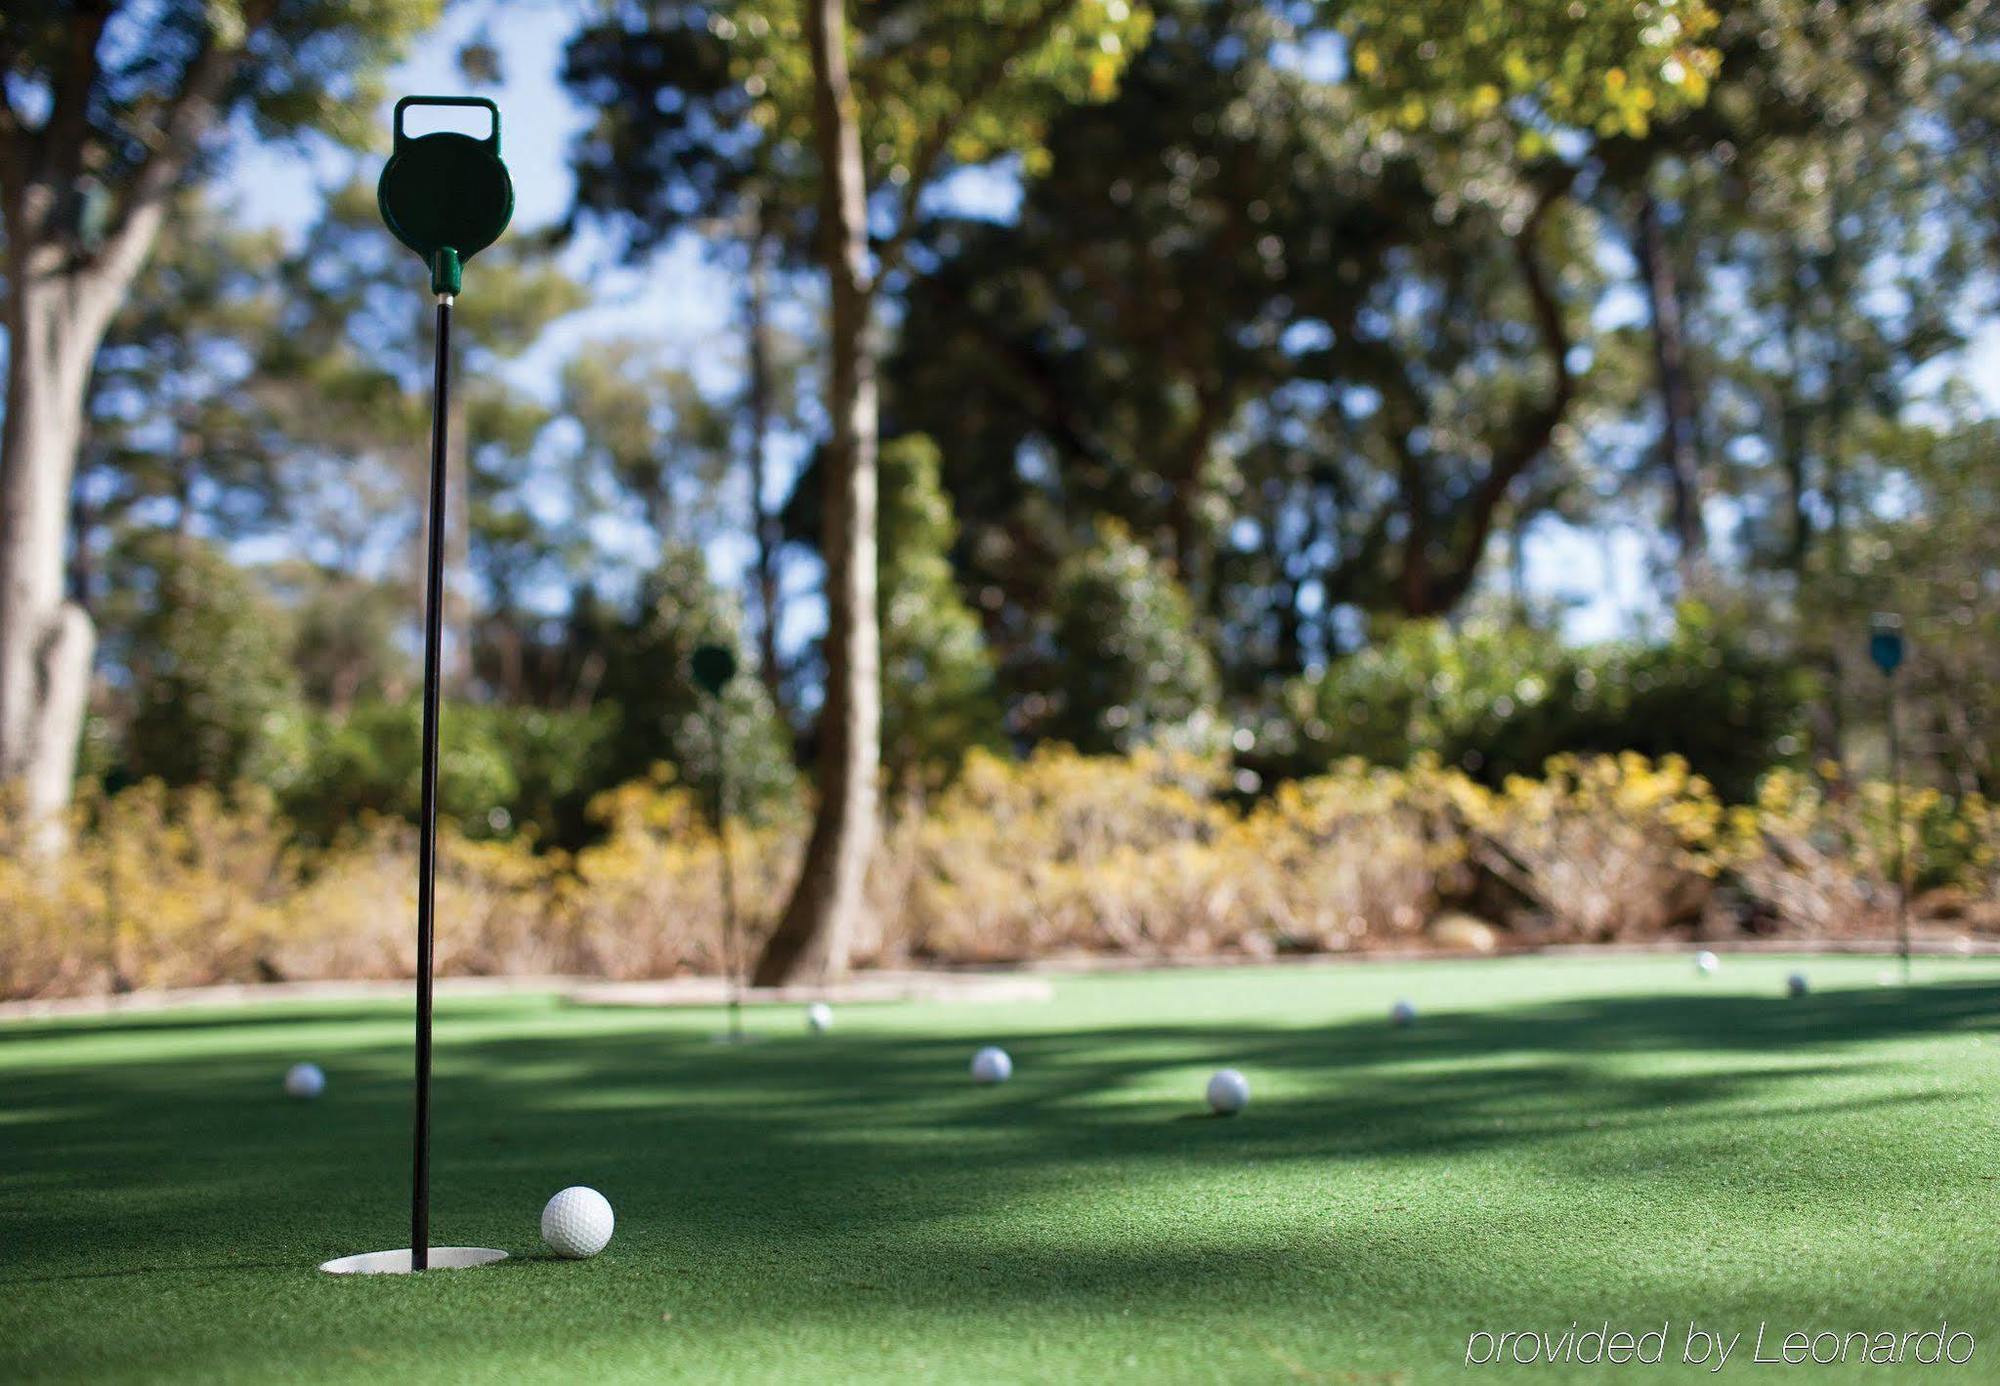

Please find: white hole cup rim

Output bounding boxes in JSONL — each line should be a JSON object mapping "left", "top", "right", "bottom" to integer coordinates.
{"left": 319, "top": 1247, "right": 509, "bottom": 1275}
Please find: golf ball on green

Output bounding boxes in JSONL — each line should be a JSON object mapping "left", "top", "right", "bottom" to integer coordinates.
{"left": 1695, "top": 950, "right": 1718, "bottom": 975}
{"left": 284, "top": 1062, "right": 325, "bottom": 1099}
{"left": 1206, "top": 1068, "right": 1250, "bottom": 1115}
{"left": 541, "top": 1186, "right": 614, "bottom": 1259}
{"left": 806, "top": 1002, "right": 833, "bottom": 1033}
{"left": 970, "top": 1046, "right": 1012, "bottom": 1084}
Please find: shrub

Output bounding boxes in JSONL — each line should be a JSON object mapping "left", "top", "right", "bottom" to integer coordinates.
{"left": 113, "top": 538, "right": 303, "bottom": 790}
{"left": 898, "top": 746, "right": 1236, "bottom": 960}
{"left": 564, "top": 773, "right": 802, "bottom": 977}
{"left": 1459, "top": 753, "right": 1728, "bottom": 941}
{"left": 1726, "top": 766, "right": 1982, "bottom": 937}
{"left": 1043, "top": 522, "right": 1219, "bottom": 754}
{"left": 879, "top": 435, "right": 1006, "bottom": 795}
{"left": 279, "top": 701, "right": 523, "bottom": 844}
{"left": 1227, "top": 759, "right": 1468, "bottom": 951}
{"left": 1270, "top": 607, "right": 1812, "bottom": 803}
{"left": 596, "top": 545, "right": 798, "bottom": 819}
{"left": 6, "top": 752, "right": 1999, "bottom": 1002}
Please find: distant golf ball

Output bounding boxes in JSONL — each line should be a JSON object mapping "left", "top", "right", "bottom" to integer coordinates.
{"left": 1206, "top": 1068, "right": 1250, "bottom": 1116}
{"left": 1695, "top": 950, "right": 1719, "bottom": 975}
{"left": 541, "top": 1186, "right": 614, "bottom": 1259}
{"left": 1390, "top": 999, "right": 1417, "bottom": 1027}
{"left": 970, "top": 1046, "right": 1013, "bottom": 1084}
{"left": 283, "top": 1062, "right": 325, "bottom": 1099}
{"left": 806, "top": 1002, "right": 834, "bottom": 1033}
{"left": 1787, "top": 971, "right": 1810, "bottom": 998}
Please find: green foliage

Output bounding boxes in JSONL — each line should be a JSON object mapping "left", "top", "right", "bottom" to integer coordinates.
{"left": 1269, "top": 608, "right": 1813, "bottom": 802}
{"left": 2, "top": 1, "right": 444, "bottom": 180}
{"left": 598, "top": 546, "right": 798, "bottom": 818}
{"left": 116, "top": 539, "right": 302, "bottom": 791}
{"left": 1334, "top": 0, "right": 1720, "bottom": 140}
{"left": 728, "top": 0, "right": 1154, "bottom": 180}
{"left": 263, "top": 701, "right": 627, "bottom": 849}
{"left": 878, "top": 436, "right": 1005, "bottom": 792}
{"left": 280, "top": 702, "right": 524, "bottom": 845}
{"left": 1046, "top": 522, "right": 1218, "bottom": 753}
{"left": 567, "top": 0, "right": 1155, "bottom": 254}
{"left": 281, "top": 574, "right": 410, "bottom": 712}
{"left": 1804, "top": 416, "right": 2000, "bottom": 792}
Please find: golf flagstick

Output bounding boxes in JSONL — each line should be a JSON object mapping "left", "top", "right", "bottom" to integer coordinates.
{"left": 322, "top": 97, "right": 513, "bottom": 1276}
{"left": 1869, "top": 615, "right": 1909, "bottom": 985}
{"left": 691, "top": 645, "right": 745, "bottom": 1041}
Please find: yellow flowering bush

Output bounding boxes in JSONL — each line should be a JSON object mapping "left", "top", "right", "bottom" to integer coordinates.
{"left": 1225, "top": 758, "right": 1466, "bottom": 952}
{"left": 563, "top": 774, "right": 802, "bottom": 978}
{"left": 0, "top": 782, "right": 293, "bottom": 996}
{"left": 5, "top": 751, "right": 1998, "bottom": 1000}
{"left": 896, "top": 746, "right": 1236, "bottom": 960}
{"left": 1460, "top": 753, "right": 1728, "bottom": 941}
{"left": 1729, "top": 766, "right": 1968, "bottom": 937}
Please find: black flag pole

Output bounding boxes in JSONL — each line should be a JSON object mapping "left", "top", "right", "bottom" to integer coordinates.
{"left": 410, "top": 293, "right": 452, "bottom": 1270}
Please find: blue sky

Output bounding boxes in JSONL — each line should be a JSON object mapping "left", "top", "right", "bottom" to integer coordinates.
{"left": 218, "top": 2, "right": 2000, "bottom": 650}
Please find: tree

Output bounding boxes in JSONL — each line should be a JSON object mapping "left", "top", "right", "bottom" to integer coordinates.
{"left": 564, "top": 0, "right": 1153, "bottom": 980}
{"left": 261, "top": 182, "right": 585, "bottom": 698}
{"left": 886, "top": 0, "right": 1606, "bottom": 707}
{"left": 877, "top": 434, "right": 1003, "bottom": 796}
{"left": 0, "top": 1, "right": 443, "bottom": 842}
{"left": 564, "top": 8, "right": 813, "bottom": 715}
{"left": 1046, "top": 521, "right": 1217, "bottom": 754}
{"left": 597, "top": 543, "right": 797, "bottom": 817}
{"left": 73, "top": 195, "right": 288, "bottom": 597}
{"left": 111, "top": 535, "right": 300, "bottom": 790}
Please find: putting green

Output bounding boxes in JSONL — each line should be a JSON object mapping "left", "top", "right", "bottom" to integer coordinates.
{"left": 4, "top": 955, "right": 1997, "bottom": 1383}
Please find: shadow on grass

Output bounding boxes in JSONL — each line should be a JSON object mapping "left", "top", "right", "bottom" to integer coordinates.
{"left": 0, "top": 998, "right": 544, "bottom": 1044}
{"left": 3, "top": 979, "right": 1995, "bottom": 1291}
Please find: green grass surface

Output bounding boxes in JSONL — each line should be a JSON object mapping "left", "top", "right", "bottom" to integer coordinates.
{"left": 5, "top": 955, "right": 1999, "bottom": 1383}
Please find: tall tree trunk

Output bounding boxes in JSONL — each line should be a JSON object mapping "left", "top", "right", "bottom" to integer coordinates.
{"left": 0, "top": 252, "right": 114, "bottom": 843}
{"left": 0, "top": 1, "right": 243, "bottom": 848}
{"left": 753, "top": 0, "right": 881, "bottom": 984}
{"left": 1635, "top": 188, "right": 1706, "bottom": 581}
{"left": 744, "top": 210, "right": 785, "bottom": 712}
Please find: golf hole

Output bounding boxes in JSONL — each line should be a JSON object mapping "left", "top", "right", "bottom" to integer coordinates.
{"left": 319, "top": 1247, "right": 508, "bottom": 1275}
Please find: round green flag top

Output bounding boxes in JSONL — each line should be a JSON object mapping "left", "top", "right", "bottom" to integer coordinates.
{"left": 377, "top": 97, "right": 514, "bottom": 296}
{"left": 691, "top": 644, "right": 739, "bottom": 698}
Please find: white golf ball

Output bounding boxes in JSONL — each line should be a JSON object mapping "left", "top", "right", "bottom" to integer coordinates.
{"left": 284, "top": 1062, "right": 325, "bottom": 1099}
{"left": 541, "top": 1186, "right": 615, "bottom": 1259}
{"left": 1787, "top": 971, "right": 1810, "bottom": 998}
{"left": 1206, "top": 1068, "right": 1250, "bottom": 1116}
{"left": 970, "top": 1046, "right": 1013, "bottom": 1084}
{"left": 1695, "top": 950, "right": 1718, "bottom": 975}
{"left": 806, "top": 1002, "right": 833, "bottom": 1033}
{"left": 1390, "top": 999, "right": 1417, "bottom": 1027}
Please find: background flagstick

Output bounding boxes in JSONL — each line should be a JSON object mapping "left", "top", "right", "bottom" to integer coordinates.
{"left": 692, "top": 644, "right": 747, "bottom": 1043}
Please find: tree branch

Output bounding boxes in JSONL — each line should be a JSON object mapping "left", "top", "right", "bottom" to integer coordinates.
{"left": 98, "top": 0, "right": 278, "bottom": 279}
{"left": 875, "top": 0, "right": 1079, "bottom": 280}
{"left": 1429, "top": 187, "right": 1577, "bottom": 612}
{"left": 41, "top": 0, "right": 112, "bottom": 189}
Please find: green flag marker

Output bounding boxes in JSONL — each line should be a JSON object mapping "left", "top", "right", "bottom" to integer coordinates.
{"left": 377, "top": 96, "right": 514, "bottom": 297}
{"left": 692, "top": 643, "right": 740, "bottom": 698}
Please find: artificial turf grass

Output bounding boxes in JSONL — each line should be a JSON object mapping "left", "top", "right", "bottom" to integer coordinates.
{"left": 3, "top": 955, "right": 1998, "bottom": 1384}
